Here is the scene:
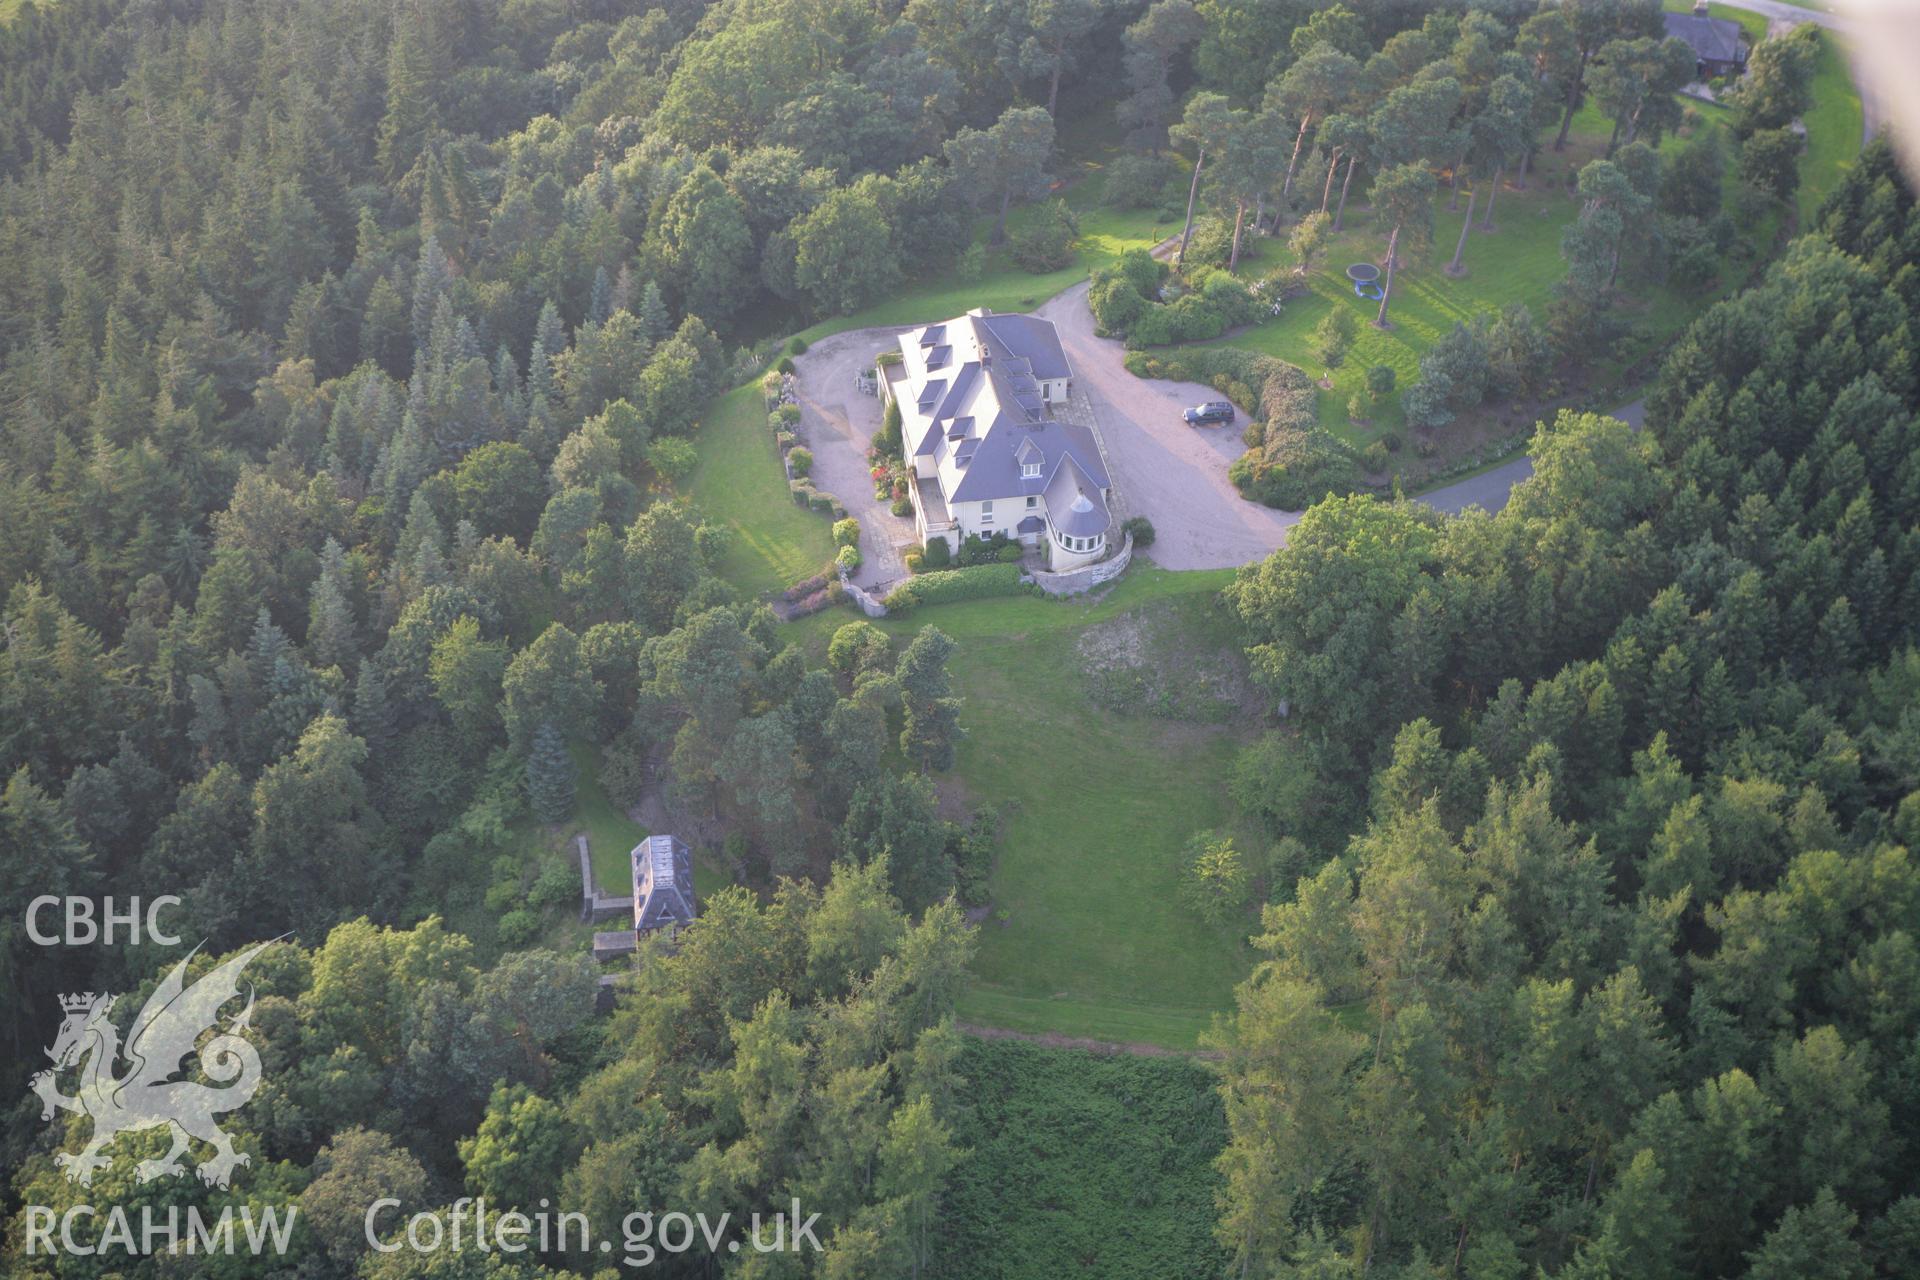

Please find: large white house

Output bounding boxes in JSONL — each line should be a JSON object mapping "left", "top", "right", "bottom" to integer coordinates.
{"left": 882, "top": 308, "right": 1114, "bottom": 572}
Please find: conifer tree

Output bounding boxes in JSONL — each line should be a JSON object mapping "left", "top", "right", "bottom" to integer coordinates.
{"left": 897, "top": 626, "right": 963, "bottom": 772}
{"left": 410, "top": 235, "right": 452, "bottom": 354}
{"left": 635, "top": 281, "right": 670, "bottom": 346}
{"left": 308, "top": 540, "right": 358, "bottom": 671}
{"left": 526, "top": 722, "right": 575, "bottom": 823}
{"left": 351, "top": 663, "right": 396, "bottom": 761}
{"left": 528, "top": 299, "right": 567, "bottom": 406}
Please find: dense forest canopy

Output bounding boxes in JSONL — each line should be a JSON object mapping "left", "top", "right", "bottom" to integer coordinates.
{"left": 0, "top": 0, "right": 1915, "bottom": 1276}
{"left": 1212, "top": 141, "right": 1920, "bottom": 1278}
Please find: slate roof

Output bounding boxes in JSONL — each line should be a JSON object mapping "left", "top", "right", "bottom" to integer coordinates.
{"left": 1662, "top": 12, "right": 1746, "bottom": 65}
{"left": 1044, "top": 453, "right": 1109, "bottom": 538}
{"left": 896, "top": 309, "right": 1105, "bottom": 516}
{"left": 971, "top": 312, "right": 1071, "bottom": 381}
{"left": 631, "top": 834, "right": 697, "bottom": 933}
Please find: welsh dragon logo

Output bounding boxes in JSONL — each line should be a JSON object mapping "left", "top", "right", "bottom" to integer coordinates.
{"left": 31, "top": 941, "right": 273, "bottom": 1188}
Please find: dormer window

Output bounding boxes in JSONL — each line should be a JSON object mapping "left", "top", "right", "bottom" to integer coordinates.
{"left": 1021, "top": 461, "right": 1041, "bottom": 478}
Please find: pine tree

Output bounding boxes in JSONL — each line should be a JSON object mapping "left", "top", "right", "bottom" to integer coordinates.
{"left": 588, "top": 267, "right": 612, "bottom": 324}
{"left": 521, "top": 392, "right": 562, "bottom": 466}
{"left": 381, "top": 412, "right": 434, "bottom": 519}
{"left": 528, "top": 299, "right": 566, "bottom": 406}
{"left": 395, "top": 488, "right": 445, "bottom": 572}
{"left": 493, "top": 346, "right": 525, "bottom": 433}
{"left": 897, "top": 626, "right": 963, "bottom": 772}
{"left": 90, "top": 306, "right": 150, "bottom": 445}
{"left": 351, "top": 663, "right": 396, "bottom": 761}
{"left": 636, "top": 281, "right": 669, "bottom": 346}
{"left": 307, "top": 540, "right": 358, "bottom": 671}
{"left": 361, "top": 275, "right": 409, "bottom": 378}
{"left": 248, "top": 607, "right": 294, "bottom": 685}
{"left": 526, "top": 723, "right": 575, "bottom": 823}
{"left": 377, "top": 16, "right": 440, "bottom": 182}
{"left": 411, "top": 235, "right": 452, "bottom": 355}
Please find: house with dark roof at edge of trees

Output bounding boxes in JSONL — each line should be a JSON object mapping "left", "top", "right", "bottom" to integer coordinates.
{"left": 882, "top": 308, "right": 1116, "bottom": 572}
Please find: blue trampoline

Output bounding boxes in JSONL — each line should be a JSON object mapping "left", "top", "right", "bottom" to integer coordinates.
{"left": 1347, "top": 262, "right": 1382, "bottom": 299}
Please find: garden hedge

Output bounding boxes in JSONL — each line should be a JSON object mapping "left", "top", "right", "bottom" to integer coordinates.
{"left": 884, "top": 562, "right": 1025, "bottom": 610}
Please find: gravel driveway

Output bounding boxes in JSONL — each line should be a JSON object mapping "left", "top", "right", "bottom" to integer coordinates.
{"left": 1035, "top": 283, "right": 1301, "bottom": 571}
{"left": 788, "top": 325, "right": 918, "bottom": 590}
{"left": 788, "top": 283, "right": 1614, "bottom": 581}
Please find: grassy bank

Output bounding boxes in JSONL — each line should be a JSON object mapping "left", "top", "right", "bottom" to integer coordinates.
{"left": 791, "top": 567, "right": 1256, "bottom": 1049}
{"left": 690, "top": 384, "right": 838, "bottom": 596}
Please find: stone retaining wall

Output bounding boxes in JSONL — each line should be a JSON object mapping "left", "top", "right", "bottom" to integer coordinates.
{"left": 1028, "top": 532, "right": 1134, "bottom": 596}
{"left": 837, "top": 571, "right": 889, "bottom": 617}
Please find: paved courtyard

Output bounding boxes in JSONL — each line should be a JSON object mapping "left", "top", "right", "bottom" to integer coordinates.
{"left": 1035, "top": 283, "right": 1300, "bottom": 570}
{"left": 788, "top": 325, "right": 917, "bottom": 590}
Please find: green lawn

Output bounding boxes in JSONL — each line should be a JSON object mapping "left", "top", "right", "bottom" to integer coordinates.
{"left": 1185, "top": 55, "right": 1871, "bottom": 460}
{"left": 1196, "top": 111, "right": 1758, "bottom": 452}
{"left": 690, "top": 383, "right": 837, "bottom": 596}
{"left": 568, "top": 740, "right": 648, "bottom": 893}
{"left": 793, "top": 567, "right": 1257, "bottom": 1050}
{"left": 1798, "top": 27, "right": 1864, "bottom": 222}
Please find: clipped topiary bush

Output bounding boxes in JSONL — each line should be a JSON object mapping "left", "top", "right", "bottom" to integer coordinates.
{"left": 835, "top": 544, "right": 862, "bottom": 573}
{"left": 788, "top": 335, "right": 809, "bottom": 355}
{"left": 833, "top": 516, "right": 860, "bottom": 547}
{"left": 788, "top": 446, "right": 813, "bottom": 477}
{"left": 1122, "top": 515, "right": 1156, "bottom": 548}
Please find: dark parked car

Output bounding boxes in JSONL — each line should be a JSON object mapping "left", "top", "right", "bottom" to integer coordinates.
{"left": 1183, "top": 401, "right": 1235, "bottom": 426}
